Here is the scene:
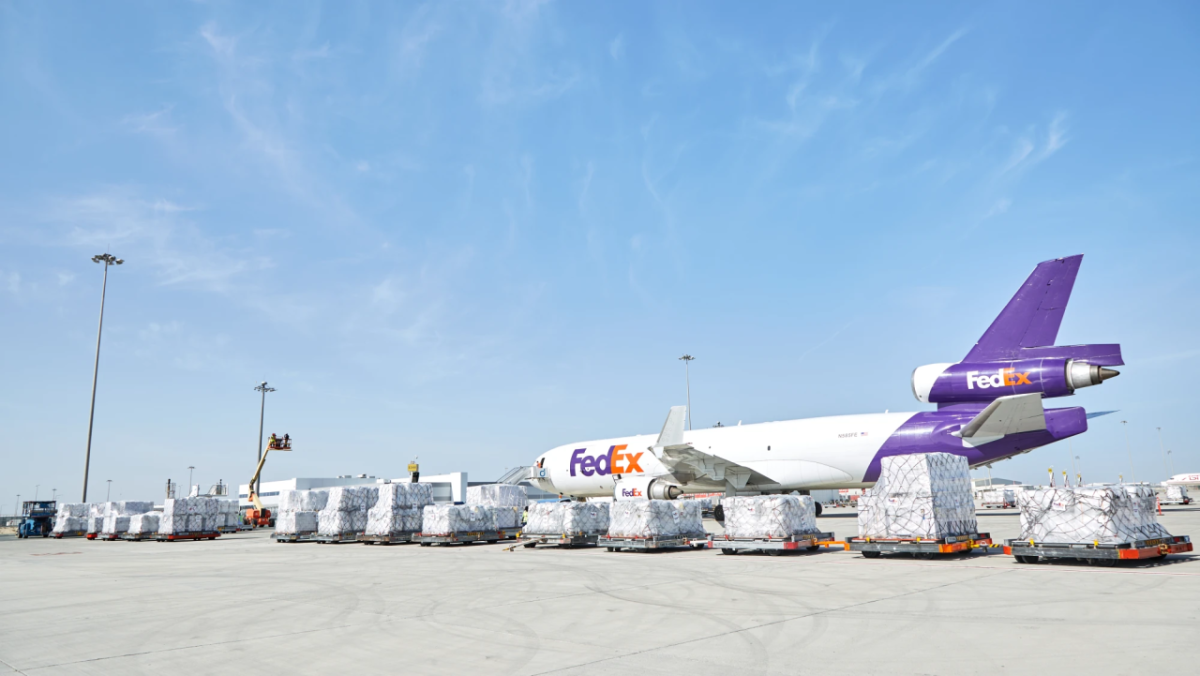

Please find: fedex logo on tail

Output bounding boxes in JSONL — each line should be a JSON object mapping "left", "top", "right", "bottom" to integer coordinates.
{"left": 570, "top": 445, "right": 645, "bottom": 477}
{"left": 966, "top": 367, "right": 1031, "bottom": 389}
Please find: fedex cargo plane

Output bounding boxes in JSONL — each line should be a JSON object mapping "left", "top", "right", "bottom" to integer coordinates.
{"left": 528, "top": 255, "right": 1122, "bottom": 510}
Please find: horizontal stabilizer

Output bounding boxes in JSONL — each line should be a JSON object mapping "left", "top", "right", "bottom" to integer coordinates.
{"left": 954, "top": 393, "right": 1046, "bottom": 438}
{"left": 1086, "top": 410, "right": 1118, "bottom": 420}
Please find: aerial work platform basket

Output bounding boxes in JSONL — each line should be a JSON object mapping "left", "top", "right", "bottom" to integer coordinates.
{"left": 1005, "top": 535, "right": 1192, "bottom": 565}
{"left": 846, "top": 532, "right": 992, "bottom": 559}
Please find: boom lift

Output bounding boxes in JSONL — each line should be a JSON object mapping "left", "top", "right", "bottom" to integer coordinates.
{"left": 246, "top": 435, "right": 292, "bottom": 527}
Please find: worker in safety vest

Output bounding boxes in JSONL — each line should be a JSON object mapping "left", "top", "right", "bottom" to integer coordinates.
{"left": 269, "top": 433, "right": 277, "bottom": 449}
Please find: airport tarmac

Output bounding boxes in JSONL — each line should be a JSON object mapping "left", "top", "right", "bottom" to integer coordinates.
{"left": 2, "top": 507, "right": 1197, "bottom": 675}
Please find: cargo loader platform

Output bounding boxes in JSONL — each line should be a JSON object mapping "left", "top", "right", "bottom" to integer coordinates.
{"left": 519, "top": 533, "right": 599, "bottom": 549}
{"left": 701, "top": 531, "right": 837, "bottom": 555}
{"left": 273, "top": 532, "right": 315, "bottom": 543}
{"left": 418, "top": 527, "right": 522, "bottom": 546}
{"left": 598, "top": 535, "right": 701, "bottom": 552}
{"left": 1005, "top": 535, "right": 1192, "bottom": 566}
{"left": 846, "top": 532, "right": 992, "bottom": 558}
{"left": 154, "top": 532, "right": 220, "bottom": 542}
{"left": 358, "top": 531, "right": 420, "bottom": 545}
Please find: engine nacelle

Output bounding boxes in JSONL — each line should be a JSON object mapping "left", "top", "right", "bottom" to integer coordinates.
{"left": 912, "top": 359, "right": 1118, "bottom": 404}
{"left": 613, "top": 477, "right": 682, "bottom": 501}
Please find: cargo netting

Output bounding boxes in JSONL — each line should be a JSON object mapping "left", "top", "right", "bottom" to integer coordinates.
{"left": 723, "top": 495, "right": 818, "bottom": 539}
{"left": 1017, "top": 484, "right": 1172, "bottom": 544}
{"left": 857, "top": 452, "right": 977, "bottom": 539}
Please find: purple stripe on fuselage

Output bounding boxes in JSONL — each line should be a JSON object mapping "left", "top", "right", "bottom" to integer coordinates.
{"left": 862, "top": 407, "right": 1088, "bottom": 483}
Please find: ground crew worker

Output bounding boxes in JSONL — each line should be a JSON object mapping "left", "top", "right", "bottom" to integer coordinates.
{"left": 269, "top": 433, "right": 277, "bottom": 449}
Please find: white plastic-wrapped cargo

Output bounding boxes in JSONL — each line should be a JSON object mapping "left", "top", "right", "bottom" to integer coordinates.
{"left": 857, "top": 452, "right": 977, "bottom": 539}
{"left": 104, "top": 501, "right": 155, "bottom": 517}
{"left": 52, "top": 503, "right": 88, "bottom": 534}
{"left": 723, "top": 495, "right": 818, "bottom": 539}
{"left": 466, "top": 484, "right": 527, "bottom": 508}
{"left": 365, "top": 507, "right": 422, "bottom": 535}
{"left": 276, "top": 511, "right": 319, "bottom": 534}
{"left": 1165, "top": 485, "right": 1189, "bottom": 502}
{"left": 522, "top": 502, "right": 610, "bottom": 536}
{"left": 317, "top": 486, "right": 377, "bottom": 536}
{"left": 608, "top": 500, "right": 682, "bottom": 538}
{"left": 421, "top": 504, "right": 495, "bottom": 535}
{"left": 1018, "top": 484, "right": 1172, "bottom": 544}
{"left": 673, "top": 500, "right": 707, "bottom": 538}
{"left": 100, "top": 514, "right": 132, "bottom": 536}
{"left": 128, "top": 513, "right": 160, "bottom": 536}
{"left": 523, "top": 503, "right": 562, "bottom": 535}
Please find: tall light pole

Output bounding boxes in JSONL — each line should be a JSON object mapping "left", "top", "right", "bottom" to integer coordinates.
{"left": 1167, "top": 450, "right": 1175, "bottom": 476}
{"left": 254, "top": 381, "right": 276, "bottom": 496}
{"left": 188, "top": 466, "right": 195, "bottom": 493}
{"left": 106, "top": 480, "right": 112, "bottom": 501}
{"left": 15, "top": 495, "right": 20, "bottom": 516}
{"left": 34, "top": 485, "right": 39, "bottom": 501}
{"left": 82, "top": 252, "right": 124, "bottom": 501}
{"left": 678, "top": 355, "right": 695, "bottom": 430}
{"left": 1157, "top": 427, "right": 1169, "bottom": 480}
{"left": 1121, "top": 420, "right": 1135, "bottom": 483}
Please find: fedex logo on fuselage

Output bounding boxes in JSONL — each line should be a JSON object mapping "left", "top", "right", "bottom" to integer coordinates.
{"left": 966, "top": 367, "right": 1031, "bottom": 390}
{"left": 570, "top": 445, "right": 644, "bottom": 477}
{"left": 620, "top": 488, "right": 643, "bottom": 498}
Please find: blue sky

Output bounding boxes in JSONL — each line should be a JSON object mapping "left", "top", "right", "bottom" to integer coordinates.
{"left": 2, "top": 2, "right": 1197, "bottom": 506}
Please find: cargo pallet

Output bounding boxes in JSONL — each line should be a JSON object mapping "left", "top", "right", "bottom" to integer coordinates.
{"left": 701, "top": 531, "right": 837, "bottom": 555}
{"left": 118, "top": 533, "right": 158, "bottom": 542}
{"left": 154, "top": 532, "right": 220, "bottom": 542}
{"left": 418, "top": 527, "right": 522, "bottom": 546}
{"left": 359, "top": 531, "right": 420, "bottom": 545}
{"left": 1004, "top": 535, "right": 1192, "bottom": 566}
{"left": 273, "top": 532, "right": 315, "bottom": 543}
{"left": 94, "top": 534, "right": 122, "bottom": 541}
{"left": 598, "top": 535, "right": 700, "bottom": 552}
{"left": 518, "top": 533, "right": 599, "bottom": 548}
{"left": 846, "top": 532, "right": 992, "bottom": 558}
{"left": 52, "top": 531, "right": 87, "bottom": 538}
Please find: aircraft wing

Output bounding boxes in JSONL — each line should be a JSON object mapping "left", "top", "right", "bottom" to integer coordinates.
{"left": 650, "top": 406, "right": 778, "bottom": 490}
{"left": 953, "top": 393, "right": 1046, "bottom": 439}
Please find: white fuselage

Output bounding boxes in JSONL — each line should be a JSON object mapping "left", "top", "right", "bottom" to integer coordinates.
{"left": 531, "top": 412, "right": 918, "bottom": 498}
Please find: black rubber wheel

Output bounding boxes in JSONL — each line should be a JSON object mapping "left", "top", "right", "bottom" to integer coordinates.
{"left": 721, "top": 548, "right": 739, "bottom": 555}
{"left": 807, "top": 545, "right": 820, "bottom": 552}
{"left": 606, "top": 547, "right": 616, "bottom": 552}
{"left": 713, "top": 504, "right": 725, "bottom": 524}
{"left": 523, "top": 542, "right": 536, "bottom": 548}
{"left": 862, "top": 550, "right": 882, "bottom": 559}
{"left": 1096, "top": 558, "right": 1117, "bottom": 567}
{"left": 814, "top": 502, "right": 823, "bottom": 517}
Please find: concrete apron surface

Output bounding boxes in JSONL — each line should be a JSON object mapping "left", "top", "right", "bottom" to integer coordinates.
{"left": 1, "top": 507, "right": 1198, "bottom": 675}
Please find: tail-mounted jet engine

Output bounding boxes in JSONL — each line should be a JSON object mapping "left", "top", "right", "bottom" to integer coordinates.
{"left": 912, "top": 358, "right": 1118, "bottom": 404}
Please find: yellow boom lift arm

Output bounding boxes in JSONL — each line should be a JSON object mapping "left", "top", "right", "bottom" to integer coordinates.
{"left": 247, "top": 437, "right": 292, "bottom": 511}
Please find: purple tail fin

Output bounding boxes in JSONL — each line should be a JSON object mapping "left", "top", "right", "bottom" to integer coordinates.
{"left": 964, "top": 255, "right": 1083, "bottom": 362}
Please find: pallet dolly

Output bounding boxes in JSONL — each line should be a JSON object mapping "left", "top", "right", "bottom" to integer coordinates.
{"left": 154, "top": 532, "right": 221, "bottom": 542}
{"left": 845, "top": 532, "right": 992, "bottom": 559}
{"left": 517, "top": 533, "right": 599, "bottom": 549}
{"left": 310, "top": 532, "right": 361, "bottom": 544}
{"left": 358, "top": 531, "right": 421, "bottom": 545}
{"left": 273, "top": 532, "right": 315, "bottom": 543}
{"left": 418, "top": 529, "right": 515, "bottom": 546}
{"left": 700, "top": 531, "right": 837, "bottom": 556}
{"left": 598, "top": 535, "right": 701, "bottom": 552}
{"left": 1004, "top": 535, "right": 1192, "bottom": 566}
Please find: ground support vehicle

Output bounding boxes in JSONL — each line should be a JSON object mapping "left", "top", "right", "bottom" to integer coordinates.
{"left": 418, "top": 528, "right": 520, "bottom": 546}
{"left": 17, "top": 501, "right": 56, "bottom": 538}
{"left": 846, "top": 533, "right": 992, "bottom": 559}
{"left": 358, "top": 531, "right": 420, "bottom": 545}
{"left": 154, "top": 532, "right": 220, "bottom": 542}
{"left": 273, "top": 532, "right": 315, "bottom": 543}
{"left": 700, "top": 531, "right": 837, "bottom": 556}
{"left": 598, "top": 535, "right": 698, "bottom": 552}
{"left": 1005, "top": 535, "right": 1192, "bottom": 566}
{"left": 518, "top": 533, "right": 598, "bottom": 548}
